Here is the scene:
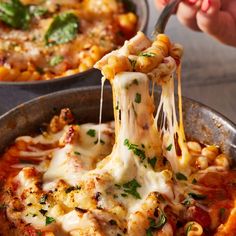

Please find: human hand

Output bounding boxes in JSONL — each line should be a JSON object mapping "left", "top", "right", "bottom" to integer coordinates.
{"left": 155, "top": 0, "right": 236, "bottom": 47}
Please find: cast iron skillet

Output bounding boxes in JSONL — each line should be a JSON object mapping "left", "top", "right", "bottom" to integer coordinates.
{"left": 0, "top": 87, "right": 235, "bottom": 163}
{"left": 0, "top": 0, "right": 149, "bottom": 87}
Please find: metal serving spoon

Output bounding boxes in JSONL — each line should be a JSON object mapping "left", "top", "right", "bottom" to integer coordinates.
{"left": 152, "top": 0, "right": 181, "bottom": 37}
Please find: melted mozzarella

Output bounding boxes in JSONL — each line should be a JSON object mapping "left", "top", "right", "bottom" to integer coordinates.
{"left": 43, "top": 123, "right": 114, "bottom": 190}
{"left": 85, "top": 72, "right": 174, "bottom": 214}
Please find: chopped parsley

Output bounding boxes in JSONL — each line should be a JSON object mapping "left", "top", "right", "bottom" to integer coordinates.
{"left": 192, "top": 178, "right": 197, "bottom": 184}
{"left": 65, "top": 186, "right": 81, "bottom": 193}
{"left": 45, "top": 12, "right": 79, "bottom": 46}
{"left": 123, "top": 179, "right": 141, "bottom": 199}
{"left": 146, "top": 228, "right": 153, "bottom": 236}
{"left": 146, "top": 209, "right": 167, "bottom": 235}
{"left": 0, "top": 0, "right": 31, "bottom": 29}
{"left": 188, "top": 192, "right": 207, "bottom": 200}
{"left": 148, "top": 157, "right": 157, "bottom": 169}
{"left": 175, "top": 172, "right": 187, "bottom": 181}
{"left": 185, "top": 222, "right": 194, "bottom": 235}
{"left": 181, "top": 197, "right": 192, "bottom": 206}
{"left": 124, "top": 139, "right": 146, "bottom": 161}
{"left": 49, "top": 55, "right": 64, "bottom": 66}
{"left": 87, "top": 129, "right": 96, "bottom": 137}
{"left": 36, "top": 232, "right": 42, "bottom": 236}
{"left": 45, "top": 216, "right": 55, "bottom": 225}
{"left": 135, "top": 93, "right": 141, "bottom": 104}
{"left": 74, "top": 151, "right": 81, "bottom": 155}
{"left": 39, "top": 194, "right": 48, "bottom": 204}
{"left": 30, "top": 5, "right": 47, "bottom": 17}
{"left": 139, "top": 52, "right": 156, "bottom": 57}
{"left": 166, "top": 144, "right": 172, "bottom": 151}
{"left": 129, "top": 59, "right": 137, "bottom": 70}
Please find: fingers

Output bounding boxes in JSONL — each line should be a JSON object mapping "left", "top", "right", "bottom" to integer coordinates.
{"left": 196, "top": 0, "right": 236, "bottom": 46}
{"left": 197, "top": 0, "right": 221, "bottom": 34}
{"left": 155, "top": 0, "right": 203, "bottom": 31}
{"left": 155, "top": 0, "right": 170, "bottom": 10}
{"left": 176, "top": 0, "right": 203, "bottom": 31}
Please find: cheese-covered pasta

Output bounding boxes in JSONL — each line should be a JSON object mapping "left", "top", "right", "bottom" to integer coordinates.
{"left": 0, "top": 32, "right": 235, "bottom": 236}
{"left": 0, "top": 0, "right": 138, "bottom": 81}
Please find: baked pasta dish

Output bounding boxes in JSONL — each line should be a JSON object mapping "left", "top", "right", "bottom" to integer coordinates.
{"left": 0, "top": 32, "right": 236, "bottom": 236}
{"left": 0, "top": 0, "right": 138, "bottom": 82}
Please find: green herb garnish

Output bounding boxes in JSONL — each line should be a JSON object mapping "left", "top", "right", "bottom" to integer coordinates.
{"left": 181, "top": 197, "right": 192, "bottom": 206}
{"left": 45, "top": 216, "right": 55, "bottom": 225}
{"left": 188, "top": 192, "right": 207, "bottom": 200}
{"left": 185, "top": 222, "right": 194, "bottom": 235}
{"left": 45, "top": 12, "right": 79, "bottom": 46}
{"left": 148, "top": 157, "right": 157, "bottom": 169}
{"left": 139, "top": 52, "right": 156, "bottom": 57}
{"left": 39, "top": 194, "right": 48, "bottom": 204}
{"left": 87, "top": 129, "right": 96, "bottom": 137}
{"left": 123, "top": 179, "right": 141, "bottom": 199}
{"left": 49, "top": 55, "right": 64, "bottom": 66}
{"left": 166, "top": 144, "right": 172, "bottom": 151}
{"left": 146, "top": 228, "right": 153, "bottom": 236}
{"left": 65, "top": 186, "right": 81, "bottom": 193}
{"left": 74, "top": 151, "right": 81, "bottom": 155}
{"left": 124, "top": 139, "right": 146, "bottom": 161}
{"left": 0, "top": 0, "right": 31, "bottom": 29}
{"left": 135, "top": 93, "right": 141, "bottom": 103}
{"left": 176, "top": 172, "right": 187, "bottom": 181}
{"left": 129, "top": 59, "right": 137, "bottom": 70}
{"left": 146, "top": 209, "right": 167, "bottom": 235}
{"left": 30, "top": 5, "right": 47, "bottom": 17}
{"left": 192, "top": 178, "right": 197, "bottom": 184}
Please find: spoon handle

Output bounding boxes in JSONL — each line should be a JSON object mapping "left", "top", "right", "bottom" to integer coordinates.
{"left": 152, "top": 0, "right": 181, "bottom": 37}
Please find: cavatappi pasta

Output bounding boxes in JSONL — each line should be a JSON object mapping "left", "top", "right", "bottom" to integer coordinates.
{"left": 0, "top": 0, "right": 138, "bottom": 82}
{"left": 0, "top": 32, "right": 236, "bottom": 236}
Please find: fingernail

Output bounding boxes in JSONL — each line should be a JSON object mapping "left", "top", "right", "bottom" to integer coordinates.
{"left": 188, "top": 0, "right": 197, "bottom": 4}
{"left": 201, "top": 0, "right": 211, "bottom": 12}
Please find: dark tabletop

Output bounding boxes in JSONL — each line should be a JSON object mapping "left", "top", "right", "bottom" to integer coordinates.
{"left": 0, "top": 0, "right": 235, "bottom": 124}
